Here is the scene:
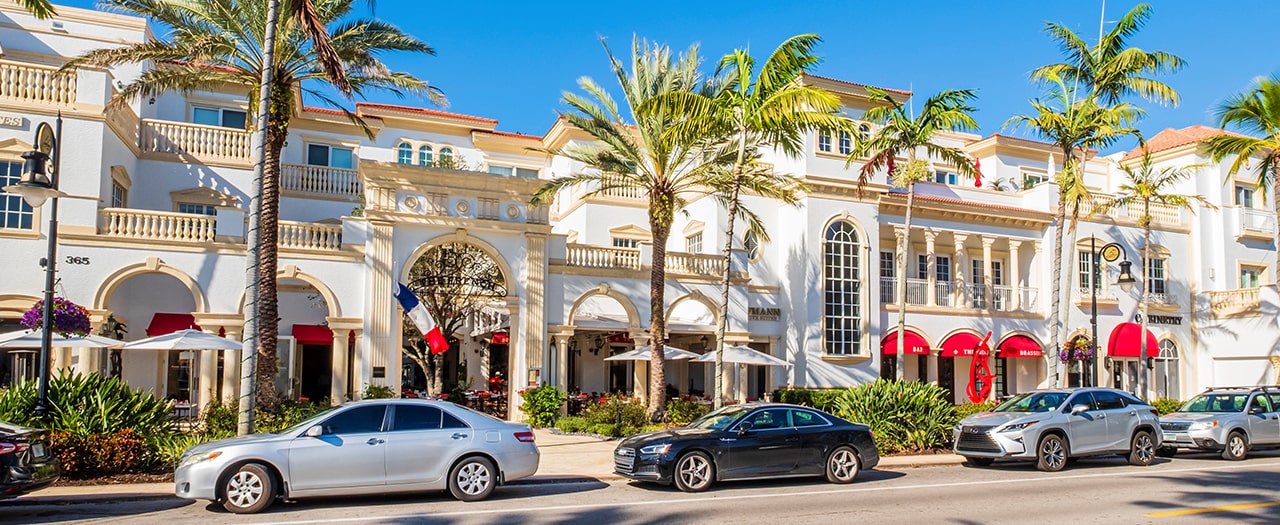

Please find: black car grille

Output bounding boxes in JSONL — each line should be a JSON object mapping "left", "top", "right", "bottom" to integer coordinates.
{"left": 1160, "top": 421, "right": 1191, "bottom": 431}
{"left": 956, "top": 425, "right": 1001, "bottom": 453}
{"left": 614, "top": 447, "right": 635, "bottom": 474}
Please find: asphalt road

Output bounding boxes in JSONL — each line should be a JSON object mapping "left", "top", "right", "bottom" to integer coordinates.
{"left": 7, "top": 451, "right": 1280, "bottom": 525}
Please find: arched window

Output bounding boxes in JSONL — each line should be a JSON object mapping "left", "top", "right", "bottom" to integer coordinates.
{"left": 824, "top": 220, "right": 862, "bottom": 355}
{"left": 1153, "top": 339, "right": 1180, "bottom": 400}
{"left": 858, "top": 123, "right": 871, "bottom": 141}
{"left": 838, "top": 130, "right": 852, "bottom": 155}
{"left": 418, "top": 145, "right": 433, "bottom": 166}
{"left": 743, "top": 230, "right": 760, "bottom": 261}
{"left": 397, "top": 143, "right": 412, "bottom": 165}
{"left": 439, "top": 147, "right": 455, "bottom": 168}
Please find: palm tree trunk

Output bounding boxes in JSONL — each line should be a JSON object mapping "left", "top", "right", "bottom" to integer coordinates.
{"left": 648, "top": 201, "right": 671, "bottom": 421}
{"left": 1046, "top": 152, "right": 1071, "bottom": 388}
{"left": 1137, "top": 200, "right": 1152, "bottom": 398}
{"left": 714, "top": 132, "right": 749, "bottom": 409}
{"left": 895, "top": 183, "right": 914, "bottom": 381}
{"left": 254, "top": 85, "right": 290, "bottom": 411}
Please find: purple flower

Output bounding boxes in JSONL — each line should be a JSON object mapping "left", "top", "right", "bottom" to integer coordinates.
{"left": 21, "top": 297, "right": 91, "bottom": 337}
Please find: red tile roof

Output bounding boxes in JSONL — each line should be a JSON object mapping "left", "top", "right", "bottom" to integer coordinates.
{"left": 303, "top": 106, "right": 345, "bottom": 116}
{"left": 1122, "top": 125, "right": 1238, "bottom": 160}
{"left": 355, "top": 102, "right": 498, "bottom": 124}
{"left": 802, "top": 73, "right": 912, "bottom": 96}
{"left": 479, "top": 129, "right": 543, "bottom": 141}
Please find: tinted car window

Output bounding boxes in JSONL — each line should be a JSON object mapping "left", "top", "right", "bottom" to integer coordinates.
{"left": 1093, "top": 391, "right": 1126, "bottom": 410}
{"left": 1117, "top": 392, "right": 1146, "bottom": 406}
{"left": 392, "top": 405, "right": 442, "bottom": 431}
{"left": 1180, "top": 394, "right": 1248, "bottom": 413}
{"left": 323, "top": 405, "right": 386, "bottom": 434}
{"left": 996, "top": 392, "right": 1068, "bottom": 413}
{"left": 744, "top": 408, "right": 791, "bottom": 430}
{"left": 442, "top": 411, "right": 468, "bottom": 429}
{"left": 1066, "top": 391, "right": 1098, "bottom": 411}
{"left": 1250, "top": 395, "right": 1271, "bottom": 412}
{"left": 1270, "top": 394, "right": 1280, "bottom": 410}
{"left": 791, "top": 410, "right": 828, "bottom": 427}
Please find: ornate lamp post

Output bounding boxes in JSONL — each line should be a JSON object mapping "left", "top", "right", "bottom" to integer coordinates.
{"left": 1090, "top": 239, "right": 1135, "bottom": 387}
{"left": 3, "top": 115, "right": 67, "bottom": 419}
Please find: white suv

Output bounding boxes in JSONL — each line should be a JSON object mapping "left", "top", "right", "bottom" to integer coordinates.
{"left": 1159, "top": 386, "right": 1280, "bottom": 460}
{"left": 953, "top": 387, "right": 1161, "bottom": 472}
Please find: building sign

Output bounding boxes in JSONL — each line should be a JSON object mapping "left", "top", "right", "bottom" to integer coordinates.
{"left": 0, "top": 113, "right": 23, "bottom": 127}
{"left": 1133, "top": 314, "right": 1183, "bottom": 326}
{"left": 748, "top": 307, "right": 780, "bottom": 321}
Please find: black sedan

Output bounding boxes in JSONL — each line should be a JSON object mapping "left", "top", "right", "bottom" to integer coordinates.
{"left": 615, "top": 403, "right": 878, "bottom": 492}
{"left": 0, "top": 420, "right": 59, "bottom": 500}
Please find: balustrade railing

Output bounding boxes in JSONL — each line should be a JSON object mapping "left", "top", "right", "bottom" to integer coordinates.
{"left": 564, "top": 244, "right": 641, "bottom": 270}
{"left": 879, "top": 277, "right": 895, "bottom": 305}
{"left": 281, "top": 163, "right": 360, "bottom": 200}
{"left": 599, "top": 174, "right": 645, "bottom": 200}
{"left": 1239, "top": 207, "right": 1278, "bottom": 234}
{"left": 140, "top": 119, "right": 252, "bottom": 162}
{"left": 1077, "top": 287, "right": 1118, "bottom": 303}
{"left": 967, "top": 284, "right": 988, "bottom": 309}
{"left": 667, "top": 252, "right": 725, "bottom": 277}
{"left": 99, "top": 208, "right": 215, "bottom": 243}
{"left": 991, "top": 285, "right": 1013, "bottom": 312}
{"left": 278, "top": 221, "right": 342, "bottom": 251}
{"left": 0, "top": 61, "right": 75, "bottom": 106}
{"left": 904, "top": 278, "right": 928, "bottom": 305}
{"left": 935, "top": 281, "right": 954, "bottom": 307}
{"left": 1208, "top": 288, "right": 1260, "bottom": 312}
{"left": 1077, "top": 193, "right": 1182, "bottom": 227}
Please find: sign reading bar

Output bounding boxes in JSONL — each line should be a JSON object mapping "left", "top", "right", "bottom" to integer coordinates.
{"left": 748, "top": 307, "right": 781, "bottom": 321}
{"left": 1134, "top": 314, "right": 1183, "bottom": 326}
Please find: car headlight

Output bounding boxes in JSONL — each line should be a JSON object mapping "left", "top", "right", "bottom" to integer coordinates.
{"left": 178, "top": 450, "right": 223, "bottom": 469}
{"left": 639, "top": 443, "right": 672, "bottom": 455}
{"left": 1189, "top": 421, "right": 1218, "bottom": 431}
{"left": 998, "top": 421, "right": 1038, "bottom": 433}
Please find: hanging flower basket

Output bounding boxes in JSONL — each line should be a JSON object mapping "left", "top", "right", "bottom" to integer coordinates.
{"left": 20, "top": 297, "right": 91, "bottom": 337}
{"left": 1059, "top": 338, "right": 1095, "bottom": 363}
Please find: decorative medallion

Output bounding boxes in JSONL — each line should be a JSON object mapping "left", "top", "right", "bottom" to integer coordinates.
{"left": 506, "top": 205, "right": 520, "bottom": 219}
{"left": 455, "top": 199, "right": 470, "bottom": 215}
{"left": 403, "top": 195, "right": 420, "bottom": 211}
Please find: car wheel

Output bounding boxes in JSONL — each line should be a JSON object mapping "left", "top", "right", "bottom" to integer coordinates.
{"left": 673, "top": 451, "right": 714, "bottom": 492}
{"left": 448, "top": 456, "right": 497, "bottom": 502}
{"left": 1156, "top": 446, "right": 1178, "bottom": 458}
{"left": 1036, "top": 434, "right": 1068, "bottom": 472}
{"left": 825, "top": 446, "right": 861, "bottom": 483}
{"left": 964, "top": 457, "right": 994, "bottom": 467}
{"left": 221, "top": 463, "right": 274, "bottom": 514}
{"left": 1128, "top": 430, "right": 1156, "bottom": 466}
{"left": 1221, "top": 431, "right": 1248, "bottom": 461}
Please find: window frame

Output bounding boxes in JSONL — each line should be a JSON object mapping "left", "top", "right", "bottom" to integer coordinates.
{"left": 685, "top": 232, "right": 702, "bottom": 253}
{"left": 823, "top": 220, "right": 863, "bottom": 356}
{"left": 1236, "top": 185, "right": 1255, "bottom": 208}
{"left": 1145, "top": 257, "right": 1167, "bottom": 295}
{"left": 192, "top": 105, "right": 248, "bottom": 129}
{"left": 817, "top": 129, "right": 833, "bottom": 153}
{"left": 0, "top": 159, "right": 34, "bottom": 230}
{"left": 396, "top": 142, "right": 413, "bottom": 165}
{"left": 306, "top": 143, "right": 355, "bottom": 169}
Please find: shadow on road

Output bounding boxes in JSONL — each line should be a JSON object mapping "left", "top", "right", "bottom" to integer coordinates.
{"left": 621, "top": 468, "right": 906, "bottom": 494}
{"left": 0, "top": 497, "right": 194, "bottom": 524}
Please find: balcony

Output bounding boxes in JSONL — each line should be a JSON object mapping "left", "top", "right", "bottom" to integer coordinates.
{"left": 1075, "top": 287, "right": 1119, "bottom": 307}
{"left": 1208, "top": 287, "right": 1261, "bottom": 319}
{"left": 879, "top": 279, "right": 1036, "bottom": 313}
{"left": 281, "top": 164, "right": 361, "bottom": 201}
{"left": 278, "top": 221, "right": 342, "bottom": 251}
{"left": 559, "top": 244, "right": 733, "bottom": 280}
{"left": 666, "top": 252, "right": 726, "bottom": 278}
{"left": 0, "top": 61, "right": 76, "bottom": 107}
{"left": 1077, "top": 193, "right": 1184, "bottom": 229}
{"left": 96, "top": 208, "right": 345, "bottom": 252}
{"left": 140, "top": 119, "right": 252, "bottom": 166}
{"left": 1235, "top": 207, "right": 1277, "bottom": 241}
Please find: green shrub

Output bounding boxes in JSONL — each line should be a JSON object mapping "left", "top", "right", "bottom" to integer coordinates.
{"left": 362, "top": 384, "right": 396, "bottom": 399}
{"left": 773, "top": 388, "right": 843, "bottom": 412}
{"left": 1153, "top": 398, "right": 1183, "bottom": 415}
{"left": 956, "top": 401, "right": 997, "bottom": 421}
{"left": 666, "top": 398, "right": 710, "bottom": 426}
{"left": 145, "top": 432, "right": 224, "bottom": 470}
{"left": 553, "top": 416, "right": 591, "bottom": 434}
{"left": 580, "top": 396, "right": 649, "bottom": 437}
{"left": 831, "top": 379, "right": 958, "bottom": 455}
{"left": 0, "top": 372, "right": 176, "bottom": 437}
{"left": 48, "top": 428, "right": 146, "bottom": 478}
{"left": 202, "top": 399, "right": 331, "bottom": 435}
{"left": 519, "top": 385, "right": 566, "bottom": 428}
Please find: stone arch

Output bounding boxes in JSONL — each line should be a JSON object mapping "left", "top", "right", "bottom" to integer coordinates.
{"left": 937, "top": 327, "right": 984, "bottom": 345}
{"left": 567, "top": 283, "right": 640, "bottom": 330}
{"left": 0, "top": 293, "right": 42, "bottom": 318}
{"left": 822, "top": 212, "right": 871, "bottom": 245}
{"left": 879, "top": 325, "right": 935, "bottom": 350}
{"left": 996, "top": 330, "right": 1043, "bottom": 349}
{"left": 94, "top": 257, "right": 207, "bottom": 313}
{"left": 665, "top": 290, "right": 720, "bottom": 328}
{"left": 235, "top": 264, "right": 341, "bottom": 318}
{"left": 399, "top": 230, "right": 516, "bottom": 293}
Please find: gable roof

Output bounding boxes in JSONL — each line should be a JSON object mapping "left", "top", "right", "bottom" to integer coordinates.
{"left": 1121, "top": 125, "right": 1238, "bottom": 161}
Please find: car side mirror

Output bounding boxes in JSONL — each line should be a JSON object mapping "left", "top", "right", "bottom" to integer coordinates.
{"left": 737, "top": 422, "right": 753, "bottom": 436}
{"left": 305, "top": 425, "right": 324, "bottom": 438}
{"left": 1070, "top": 404, "right": 1091, "bottom": 415}
{"left": 1250, "top": 406, "right": 1266, "bottom": 415}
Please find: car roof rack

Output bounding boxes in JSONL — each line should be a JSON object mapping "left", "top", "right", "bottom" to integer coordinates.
{"left": 1202, "top": 386, "right": 1280, "bottom": 393}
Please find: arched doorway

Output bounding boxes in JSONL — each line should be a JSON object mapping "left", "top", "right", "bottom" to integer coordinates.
{"left": 1153, "top": 339, "right": 1181, "bottom": 400}
{"left": 103, "top": 272, "right": 201, "bottom": 402}
{"left": 569, "top": 292, "right": 637, "bottom": 396}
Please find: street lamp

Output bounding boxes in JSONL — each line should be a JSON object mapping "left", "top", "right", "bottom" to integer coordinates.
{"left": 3, "top": 115, "right": 65, "bottom": 419}
{"left": 1089, "top": 238, "right": 1134, "bottom": 387}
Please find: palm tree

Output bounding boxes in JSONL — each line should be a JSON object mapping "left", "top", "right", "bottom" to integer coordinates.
{"left": 648, "top": 34, "right": 838, "bottom": 407}
{"left": 851, "top": 88, "right": 978, "bottom": 380}
{"left": 532, "top": 37, "right": 723, "bottom": 420}
{"left": 15, "top": 0, "right": 54, "bottom": 18}
{"left": 1031, "top": 3, "right": 1184, "bottom": 106}
{"left": 1006, "top": 73, "right": 1143, "bottom": 387}
{"left": 1205, "top": 74, "right": 1280, "bottom": 268}
{"left": 70, "top": 0, "right": 440, "bottom": 410}
{"left": 1097, "top": 152, "right": 1212, "bottom": 397}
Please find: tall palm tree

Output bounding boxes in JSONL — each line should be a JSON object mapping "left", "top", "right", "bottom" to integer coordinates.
{"left": 1205, "top": 74, "right": 1280, "bottom": 269}
{"left": 649, "top": 34, "right": 838, "bottom": 407}
{"left": 851, "top": 88, "right": 978, "bottom": 380}
{"left": 15, "top": 0, "right": 55, "bottom": 18}
{"left": 1006, "top": 73, "right": 1143, "bottom": 387}
{"left": 1096, "top": 152, "right": 1211, "bottom": 397}
{"left": 532, "top": 37, "right": 723, "bottom": 420}
{"left": 70, "top": 0, "right": 440, "bottom": 410}
{"left": 1031, "top": 3, "right": 1184, "bottom": 106}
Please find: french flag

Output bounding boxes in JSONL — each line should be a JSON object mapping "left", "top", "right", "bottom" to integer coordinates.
{"left": 394, "top": 283, "right": 449, "bottom": 354}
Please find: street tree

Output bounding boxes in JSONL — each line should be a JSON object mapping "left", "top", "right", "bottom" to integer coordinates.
{"left": 1204, "top": 74, "right": 1280, "bottom": 268}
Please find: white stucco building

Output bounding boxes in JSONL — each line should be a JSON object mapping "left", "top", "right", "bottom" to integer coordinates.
{"left": 0, "top": 2, "right": 1276, "bottom": 418}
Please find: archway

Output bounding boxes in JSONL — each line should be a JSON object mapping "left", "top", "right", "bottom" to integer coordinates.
{"left": 568, "top": 287, "right": 640, "bottom": 396}
{"left": 102, "top": 270, "right": 200, "bottom": 404}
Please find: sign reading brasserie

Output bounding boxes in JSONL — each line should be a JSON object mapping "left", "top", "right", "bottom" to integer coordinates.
{"left": 748, "top": 307, "right": 780, "bottom": 321}
{"left": 1133, "top": 313, "right": 1183, "bottom": 326}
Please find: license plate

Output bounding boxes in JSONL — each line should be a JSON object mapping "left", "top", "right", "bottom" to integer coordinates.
{"left": 32, "top": 443, "right": 45, "bottom": 457}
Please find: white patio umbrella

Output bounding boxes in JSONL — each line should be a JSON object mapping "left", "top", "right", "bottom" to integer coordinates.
{"left": 0, "top": 330, "right": 123, "bottom": 348}
{"left": 604, "top": 345, "right": 699, "bottom": 361}
{"left": 693, "top": 345, "right": 789, "bottom": 367}
{"left": 120, "top": 329, "right": 242, "bottom": 417}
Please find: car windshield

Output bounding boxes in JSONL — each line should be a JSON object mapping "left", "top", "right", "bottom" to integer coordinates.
{"left": 687, "top": 405, "right": 752, "bottom": 430}
{"left": 278, "top": 407, "right": 339, "bottom": 435}
{"left": 1179, "top": 394, "right": 1247, "bottom": 413}
{"left": 993, "top": 392, "right": 1069, "bottom": 413}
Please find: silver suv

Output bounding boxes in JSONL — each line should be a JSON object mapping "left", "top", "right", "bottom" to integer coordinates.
{"left": 1158, "top": 386, "right": 1280, "bottom": 460}
{"left": 953, "top": 387, "right": 1161, "bottom": 472}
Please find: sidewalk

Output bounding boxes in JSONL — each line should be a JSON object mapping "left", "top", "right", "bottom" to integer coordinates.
{"left": 17, "top": 429, "right": 962, "bottom": 505}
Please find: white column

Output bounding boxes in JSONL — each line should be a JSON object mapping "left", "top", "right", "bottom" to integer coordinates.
{"left": 1010, "top": 240, "right": 1024, "bottom": 311}
{"left": 982, "top": 236, "right": 995, "bottom": 308}
{"left": 631, "top": 332, "right": 650, "bottom": 400}
{"left": 221, "top": 327, "right": 242, "bottom": 404}
{"left": 925, "top": 230, "right": 938, "bottom": 306}
{"left": 198, "top": 327, "right": 220, "bottom": 412}
{"left": 953, "top": 233, "right": 969, "bottom": 307}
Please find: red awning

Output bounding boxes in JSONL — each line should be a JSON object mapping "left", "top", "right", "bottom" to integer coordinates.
{"left": 881, "top": 330, "right": 929, "bottom": 355}
{"left": 998, "top": 335, "right": 1044, "bottom": 358}
{"left": 146, "top": 313, "right": 199, "bottom": 337}
{"left": 292, "top": 324, "right": 334, "bottom": 346}
{"left": 939, "top": 332, "right": 982, "bottom": 357}
{"left": 1107, "top": 322, "right": 1158, "bottom": 357}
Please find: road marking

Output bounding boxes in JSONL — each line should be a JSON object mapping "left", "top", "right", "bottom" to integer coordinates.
{"left": 253, "top": 460, "right": 1280, "bottom": 525}
{"left": 1146, "top": 500, "right": 1280, "bottom": 518}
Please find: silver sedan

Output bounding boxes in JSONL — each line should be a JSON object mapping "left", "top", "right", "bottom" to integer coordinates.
{"left": 175, "top": 399, "right": 539, "bottom": 514}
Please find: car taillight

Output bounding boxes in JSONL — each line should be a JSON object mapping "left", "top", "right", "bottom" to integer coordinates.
{"left": 514, "top": 431, "right": 535, "bottom": 443}
{"left": 1150, "top": 409, "right": 1160, "bottom": 417}
{"left": 0, "top": 442, "right": 29, "bottom": 455}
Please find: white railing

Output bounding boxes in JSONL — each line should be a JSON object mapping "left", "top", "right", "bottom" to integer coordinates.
{"left": 967, "top": 284, "right": 988, "bottom": 309}
{"left": 1239, "top": 207, "right": 1278, "bottom": 234}
{"left": 140, "top": 119, "right": 252, "bottom": 162}
{"left": 281, "top": 163, "right": 360, "bottom": 200}
{"left": 1077, "top": 287, "right": 1118, "bottom": 303}
{"left": 935, "top": 281, "right": 954, "bottom": 307}
{"left": 1078, "top": 193, "right": 1182, "bottom": 227}
{"left": 565, "top": 244, "right": 641, "bottom": 270}
{"left": 667, "top": 252, "right": 725, "bottom": 277}
{"left": 991, "top": 285, "right": 1013, "bottom": 312}
{"left": 598, "top": 174, "right": 645, "bottom": 200}
{"left": 879, "top": 277, "right": 895, "bottom": 305}
{"left": 0, "top": 61, "right": 76, "bottom": 106}
{"left": 278, "top": 221, "right": 342, "bottom": 251}
{"left": 1208, "top": 288, "right": 1260, "bottom": 312}
{"left": 1143, "top": 292, "right": 1173, "bottom": 306}
{"left": 99, "top": 208, "right": 215, "bottom": 243}
{"left": 905, "top": 278, "right": 928, "bottom": 306}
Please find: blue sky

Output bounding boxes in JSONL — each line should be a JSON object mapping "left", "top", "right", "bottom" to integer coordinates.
{"left": 56, "top": 0, "right": 1280, "bottom": 154}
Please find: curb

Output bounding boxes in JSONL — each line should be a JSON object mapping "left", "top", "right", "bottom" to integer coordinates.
{"left": 508, "top": 474, "right": 621, "bottom": 485}
{"left": 8, "top": 491, "right": 178, "bottom": 506}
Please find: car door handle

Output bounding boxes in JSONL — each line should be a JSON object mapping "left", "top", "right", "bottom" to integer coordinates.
{"left": 366, "top": 438, "right": 385, "bottom": 445}
{"left": 451, "top": 433, "right": 468, "bottom": 440}
{"left": 1129, "top": 412, "right": 1137, "bottom": 417}
{"left": 785, "top": 437, "right": 800, "bottom": 443}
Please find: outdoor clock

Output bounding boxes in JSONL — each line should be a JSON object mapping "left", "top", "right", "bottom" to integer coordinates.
{"left": 33, "top": 121, "right": 57, "bottom": 177}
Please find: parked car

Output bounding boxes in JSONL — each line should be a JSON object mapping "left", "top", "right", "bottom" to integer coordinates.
{"left": 1158, "top": 386, "right": 1280, "bottom": 460}
{"left": 175, "top": 399, "right": 539, "bottom": 514}
{"left": 614, "top": 403, "right": 879, "bottom": 492}
{"left": 0, "top": 420, "right": 59, "bottom": 500}
{"left": 953, "top": 387, "right": 1160, "bottom": 472}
